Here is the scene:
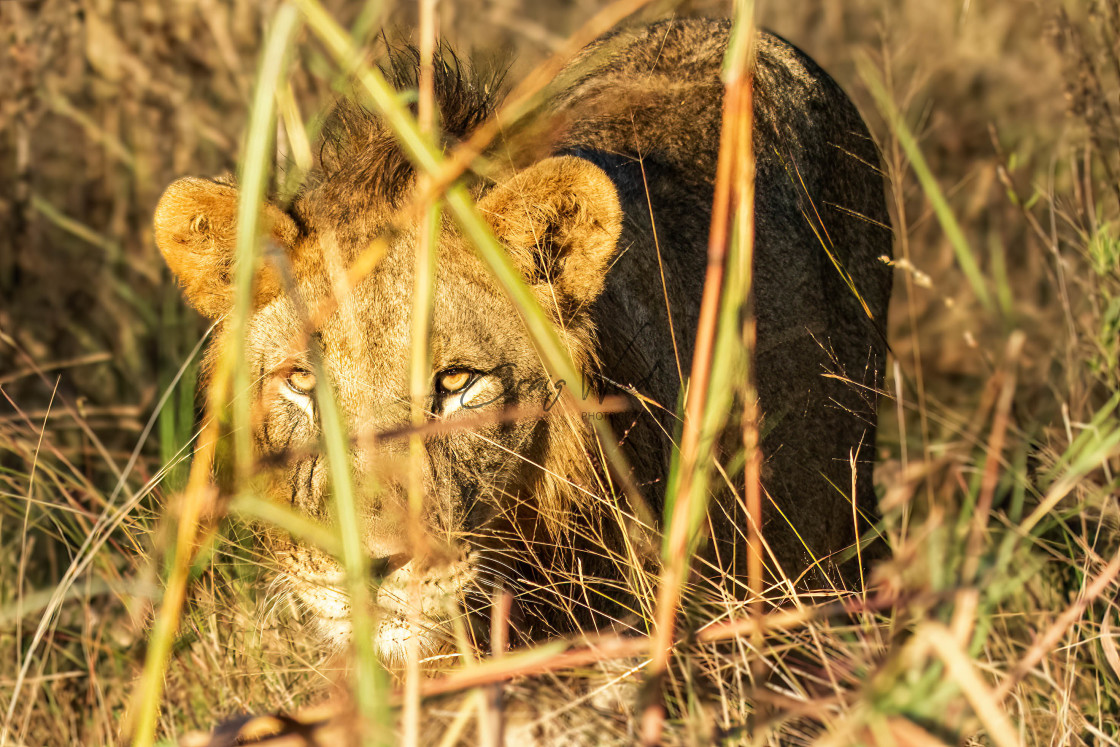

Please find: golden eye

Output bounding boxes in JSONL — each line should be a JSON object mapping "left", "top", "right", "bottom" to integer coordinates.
{"left": 286, "top": 369, "right": 317, "bottom": 395}
{"left": 438, "top": 370, "right": 473, "bottom": 394}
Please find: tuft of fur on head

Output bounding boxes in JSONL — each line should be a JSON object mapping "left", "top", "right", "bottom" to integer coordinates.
{"left": 314, "top": 44, "right": 508, "bottom": 211}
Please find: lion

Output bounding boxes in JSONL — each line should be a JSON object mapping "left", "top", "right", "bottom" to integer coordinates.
{"left": 153, "top": 18, "right": 891, "bottom": 667}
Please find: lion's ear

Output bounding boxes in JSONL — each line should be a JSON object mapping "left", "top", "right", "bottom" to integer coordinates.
{"left": 154, "top": 177, "right": 299, "bottom": 319}
{"left": 479, "top": 156, "right": 622, "bottom": 310}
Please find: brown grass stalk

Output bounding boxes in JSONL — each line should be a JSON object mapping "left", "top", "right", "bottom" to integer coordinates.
{"left": 641, "top": 6, "right": 756, "bottom": 744}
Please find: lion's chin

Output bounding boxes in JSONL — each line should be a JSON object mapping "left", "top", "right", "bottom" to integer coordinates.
{"left": 311, "top": 615, "right": 354, "bottom": 650}
{"left": 277, "top": 549, "right": 473, "bottom": 667}
{"left": 309, "top": 614, "right": 448, "bottom": 668}
{"left": 373, "top": 616, "right": 448, "bottom": 667}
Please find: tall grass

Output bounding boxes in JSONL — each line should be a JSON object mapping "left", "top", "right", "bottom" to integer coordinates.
{"left": 1, "top": 0, "right": 1118, "bottom": 745}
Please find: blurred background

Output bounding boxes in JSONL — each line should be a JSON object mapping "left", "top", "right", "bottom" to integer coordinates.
{"left": 2, "top": 0, "right": 1117, "bottom": 743}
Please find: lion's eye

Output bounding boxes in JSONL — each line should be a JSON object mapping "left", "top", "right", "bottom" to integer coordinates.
{"left": 437, "top": 369, "right": 474, "bottom": 394}
{"left": 286, "top": 370, "right": 317, "bottom": 395}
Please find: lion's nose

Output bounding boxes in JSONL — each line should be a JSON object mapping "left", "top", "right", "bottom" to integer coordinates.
{"left": 370, "top": 553, "right": 410, "bottom": 579}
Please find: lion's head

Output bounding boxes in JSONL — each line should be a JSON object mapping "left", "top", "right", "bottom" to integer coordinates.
{"left": 153, "top": 65, "right": 639, "bottom": 666}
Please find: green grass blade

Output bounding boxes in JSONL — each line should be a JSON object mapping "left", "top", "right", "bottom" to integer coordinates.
{"left": 311, "top": 357, "right": 391, "bottom": 744}
{"left": 229, "top": 5, "right": 302, "bottom": 480}
{"left": 860, "top": 57, "right": 995, "bottom": 314}
{"left": 129, "top": 7, "right": 302, "bottom": 747}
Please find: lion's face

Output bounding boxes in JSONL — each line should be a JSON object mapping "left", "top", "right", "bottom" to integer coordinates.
{"left": 245, "top": 227, "right": 561, "bottom": 663}
{"left": 154, "top": 156, "right": 623, "bottom": 665}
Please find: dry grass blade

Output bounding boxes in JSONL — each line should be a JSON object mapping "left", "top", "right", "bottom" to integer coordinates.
{"left": 418, "top": 0, "right": 656, "bottom": 200}
{"left": 920, "top": 624, "right": 1019, "bottom": 747}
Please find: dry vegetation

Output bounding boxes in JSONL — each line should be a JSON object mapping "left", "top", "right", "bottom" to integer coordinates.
{"left": 1, "top": 0, "right": 1119, "bottom": 745}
